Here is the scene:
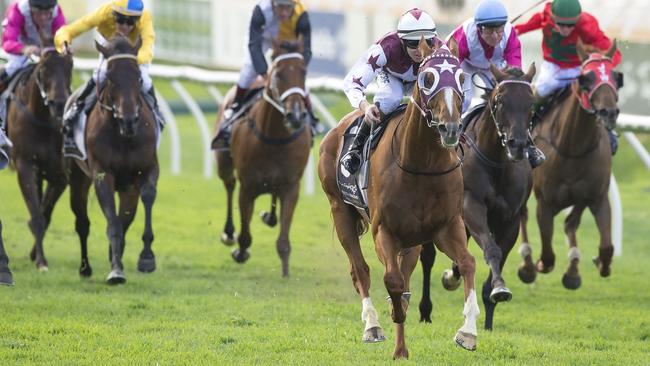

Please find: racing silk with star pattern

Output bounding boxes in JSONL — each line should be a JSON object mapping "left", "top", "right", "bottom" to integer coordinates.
{"left": 2, "top": 0, "right": 66, "bottom": 55}
{"left": 343, "top": 31, "right": 444, "bottom": 109}
{"left": 54, "top": 2, "right": 155, "bottom": 65}
{"left": 448, "top": 18, "right": 521, "bottom": 71}
{"left": 515, "top": 2, "right": 621, "bottom": 68}
{"left": 248, "top": 0, "right": 312, "bottom": 76}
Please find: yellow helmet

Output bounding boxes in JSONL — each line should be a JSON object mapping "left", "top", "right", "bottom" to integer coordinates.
{"left": 112, "top": 0, "right": 144, "bottom": 17}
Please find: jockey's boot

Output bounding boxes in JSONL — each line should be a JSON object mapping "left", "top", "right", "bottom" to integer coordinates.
{"left": 608, "top": 129, "right": 619, "bottom": 155}
{"left": 527, "top": 133, "right": 546, "bottom": 169}
{"left": 341, "top": 121, "right": 371, "bottom": 174}
{"left": 0, "top": 69, "right": 10, "bottom": 95}
{"left": 144, "top": 86, "right": 165, "bottom": 129}
{"left": 63, "top": 78, "right": 96, "bottom": 159}
{"left": 531, "top": 92, "right": 550, "bottom": 128}
{"left": 222, "top": 86, "right": 248, "bottom": 122}
{"left": 305, "top": 94, "right": 325, "bottom": 135}
{"left": 0, "top": 128, "right": 11, "bottom": 170}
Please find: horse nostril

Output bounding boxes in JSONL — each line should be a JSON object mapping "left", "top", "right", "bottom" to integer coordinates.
{"left": 438, "top": 125, "right": 448, "bottom": 134}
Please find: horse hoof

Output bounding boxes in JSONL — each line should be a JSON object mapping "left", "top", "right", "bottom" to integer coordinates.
{"left": 441, "top": 269, "right": 461, "bottom": 291}
{"left": 231, "top": 248, "right": 250, "bottom": 263}
{"left": 592, "top": 256, "right": 611, "bottom": 277}
{"left": 561, "top": 273, "right": 581, "bottom": 290}
{"left": 137, "top": 257, "right": 156, "bottom": 273}
{"left": 106, "top": 270, "right": 126, "bottom": 285}
{"left": 518, "top": 265, "right": 537, "bottom": 284}
{"left": 454, "top": 330, "right": 477, "bottom": 351}
{"left": 38, "top": 265, "right": 49, "bottom": 273}
{"left": 362, "top": 326, "right": 386, "bottom": 343}
{"left": 419, "top": 316, "right": 432, "bottom": 323}
{"left": 536, "top": 259, "right": 554, "bottom": 274}
{"left": 489, "top": 286, "right": 512, "bottom": 303}
{"left": 392, "top": 347, "right": 409, "bottom": 360}
{"left": 79, "top": 264, "right": 93, "bottom": 278}
{"left": 0, "top": 270, "right": 13, "bottom": 286}
{"left": 221, "top": 232, "right": 237, "bottom": 246}
{"left": 260, "top": 211, "right": 277, "bottom": 227}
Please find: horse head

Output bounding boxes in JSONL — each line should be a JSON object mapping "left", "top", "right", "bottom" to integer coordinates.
{"left": 575, "top": 40, "right": 622, "bottom": 131}
{"left": 415, "top": 39, "right": 464, "bottom": 148}
{"left": 33, "top": 34, "right": 73, "bottom": 123}
{"left": 95, "top": 36, "right": 143, "bottom": 138}
{"left": 267, "top": 37, "right": 308, "bottom": 132}
{"left": 488, "top": 63, "right": 536, "bottom": 161}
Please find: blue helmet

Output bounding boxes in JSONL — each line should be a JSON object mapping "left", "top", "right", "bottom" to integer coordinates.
{"left": 474, "top": 0, "right": 508, "bottom": 27}
{"left": 112, "top": 0, "right": 144, "bottom": 17}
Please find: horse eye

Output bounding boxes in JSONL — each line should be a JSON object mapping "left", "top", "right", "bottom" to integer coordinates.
{"left": 423, "top": 73, "right": 435, "bottom": 89}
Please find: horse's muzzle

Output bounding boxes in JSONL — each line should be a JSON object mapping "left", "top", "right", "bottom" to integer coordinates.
{"left": 596, "top": 108, "right": 619, "bottom": 131}
{"left": 285, "top": 102, "right": 307, "bottom": 131}
{"left": 437, "top": 122, "right": 460, "bottom": 148}
{"left": 48, "top": 100, "right": 66, "bottom": 121}
{"left": 119, "top": 116, "right": 139, "bottom": 138}
{"left": 506, "top": 137, "right": 529, "bottom": 161}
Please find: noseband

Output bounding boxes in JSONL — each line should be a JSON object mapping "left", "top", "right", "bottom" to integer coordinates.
{"left": 263, "top": 52, "right": 307, "bottom": 115}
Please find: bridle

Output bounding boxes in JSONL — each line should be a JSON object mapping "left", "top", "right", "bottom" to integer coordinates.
{"left": 488, "top": 79, "right": 533, "bottom": 147}
{"left": 97, "top": 53, "right": 141, "bottom": 121}
{"left": 32, "top": 47, "right": 64, "bottom": 108}
{"left": 263, "top": 52, "right": 307, "bottom": 115}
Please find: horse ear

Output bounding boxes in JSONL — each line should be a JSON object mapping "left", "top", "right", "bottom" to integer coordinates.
{"left": 418, "top": 36, "right": 431, "bottom": 56}
{"left": 605, "top": 39, "right": 617, "bottom": 59}
{"left": 95, "top": 41, "right": 110, "bottom": 58}
{"left": 448, "top": 37, "right": 459, "bottom": 59}
{"left": 576, "top": 39, "right": 589, "bottom": 61}
{"left": 134, "top": 36, "right": 143, "bottom": 52}
{"left": 297, "top": 34, "right": 304, "bottom": 53}
{"left": 524, "top": 62, "right": 536, "bottom": 83}
{"left": 489, "top": 63, "right": 508, "bottom": 82}
{"left": 271, "top": 37, "right": 280, "bottom": 50}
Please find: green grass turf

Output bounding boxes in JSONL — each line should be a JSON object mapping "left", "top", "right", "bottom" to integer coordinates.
{"left": 0, "top": 89, "right": 649, "bottom": 364}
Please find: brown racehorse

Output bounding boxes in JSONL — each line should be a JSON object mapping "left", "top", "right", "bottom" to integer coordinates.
{"left": 418, "top": 65, "right": 536, "bottom": 331}
{"left": 6, "top": 39, "right": 72, "bottom": 271}
{"left": 518, "top": 41, "right": 622, "bottom": 290}
{"left": 214, "top": 40, "right": 311, "bottom": 277}
{"left": 319, "top": 41, "right": 478, "bottom": 359}
{"left": 0, "top": 220, "right": 12, "bottom": 285}
{"left": 68, "top": 36, "right": 158, "bottom": 284}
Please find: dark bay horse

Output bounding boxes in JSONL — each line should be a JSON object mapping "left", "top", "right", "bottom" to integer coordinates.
{"left": 215, "top": 40, "right": 311, "bottom": 277}
{"left": 319, "top": 41, "right": 478, "bottom": 359}
{"left": 0, "top": 221, "right": 12, "bottom": 285}
{"left": 518, "top": 41, "right": 622, "bottom": 290}
{"left": 418, "top": 64, "right": 536, "bottom": 330}
{"left": 6, "top": 42, "right": 72, "bottom": 271}
{"left": 68, "top": 36, "right": 158, "bottom": 284}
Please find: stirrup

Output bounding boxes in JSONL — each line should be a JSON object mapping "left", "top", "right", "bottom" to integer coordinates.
{"left": 63, "top": 139, "right": 83, "bottom": 159}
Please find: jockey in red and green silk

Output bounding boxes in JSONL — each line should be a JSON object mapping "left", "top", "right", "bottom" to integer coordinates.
{"left": 515, "top": 0, "right": 621, "bottom": 97}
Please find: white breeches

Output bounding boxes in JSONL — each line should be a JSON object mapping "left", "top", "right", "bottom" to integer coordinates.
{"left": 5, "top": 54, "right": 30, "bottom": 76}
{"left": 374, "top": 71, "right": 410, "bottom": 115}
{"left": 238, "top": 40, "right": 272, "bottom": 89}
{"left": 535, "top": 60, "right": 581, "bottom": 97}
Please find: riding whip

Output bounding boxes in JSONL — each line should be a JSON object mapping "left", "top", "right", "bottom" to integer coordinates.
{"left": 511, "top": 0, "right": 547, "bottom": 24}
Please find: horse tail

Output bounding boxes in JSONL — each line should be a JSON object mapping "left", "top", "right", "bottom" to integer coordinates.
{"left": 355, "top": 212, "right": 369, "bottom": 237}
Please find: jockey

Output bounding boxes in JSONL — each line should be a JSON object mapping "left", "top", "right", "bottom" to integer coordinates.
{"left": 340, "top": 8, "right": 443, "bottom": 174}
{"left": 54, "top": 0, "right": 163, "bottom": 159}
{"left": 448, "top": 0, "right": 545, "bottom": 168}
{"left": 515, "top": 0, "right": 622, "bottom": 154}
{"left": 0, "top": 0, "right": 65, "bottom": 90}
{"left": 213, "top": 0, "right": 316, "bottom": 149}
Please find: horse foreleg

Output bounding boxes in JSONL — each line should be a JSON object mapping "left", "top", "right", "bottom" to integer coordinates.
{"left": 41, "top": 179, "right": 67, "bottom": 231}
{"left": 94, "top": 172, "right": 125, "bottom": 285}
{"left": 261, "top": 194, "right": 278, "bottom": 227}
{"left": 70, "top": 163, "right": 92, "bottom": 277}
{"left": 217, "top": 152, "right": 237, "bottom": 246}
{"left": 562, "top": 204, "right": 585, "bottom": 289}
{"left": 517, "top": 205, "right": 536, "bottom": 283}
{"left": 233, "top": 184, "right": 254, "bottom": 264}
{"left": 536, "top": 198, "right": 556, "bottom": 273}
{"left": 0, "top": 221, "right": 13, "bottom": 286}
{"left": 138, "top": 167, "right": 158, "bottom": 273}
{"left": 276, "top": 185, "right": 298, "bottom": 277}
{"left": 375, "top": 228, "right": 409, "bottom": 359}
{"left": 15, "top": 159, "right": 48, "bottom": 271}
{"left": 418, "top": 241, "right": 436, "bottom": 323}
{"left": 434, "top": 216, "right": 478, "bottom": 351}
{"left": 589, "top": 195, "right": 614, "bottom": 278}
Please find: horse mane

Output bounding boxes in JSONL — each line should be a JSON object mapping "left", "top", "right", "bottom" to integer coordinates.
{"left": 276, "top": 40, "right": 300, "bottom": 54}
{"left": 108, "top": 36, "right": 137, "bottom": 55}
{"left": 479, "top": 67, "right": 526, "bottom": 101}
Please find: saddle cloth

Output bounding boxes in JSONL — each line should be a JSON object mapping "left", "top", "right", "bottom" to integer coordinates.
{"left": 336, "top": 104, "right": 407, "bottom": 214}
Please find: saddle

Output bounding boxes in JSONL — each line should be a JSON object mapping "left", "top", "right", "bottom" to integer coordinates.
{"left": 211, "top": 87, "right": 264, "bottom": 150}
{"left": 336, "top": 104, "right": 407, "bottom": 215}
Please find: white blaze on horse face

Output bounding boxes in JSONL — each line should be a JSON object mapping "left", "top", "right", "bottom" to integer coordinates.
{"left": 444, "top": 88, "right": 455, "bottom": 120}
{"left": 459, "top": 289, "right": 480, "bottom": 336}
{"left": 361, "top": 297, "right": 381, "bottom": 331}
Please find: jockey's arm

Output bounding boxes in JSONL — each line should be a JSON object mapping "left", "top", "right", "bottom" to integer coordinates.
{"left": 54, "top": 4, "right": 108, "bottom": 53}
{"left": 514, "top": 11, "right": 543, "bottom": 36}
{"left": 503, "top": 27, "right": 522, "bottom": 69}
{"left": 248, "top": 5, "right": 268, "bottom": 76}
{"left": 136, "top": 11, "right": 155, "bottom": 65}
{"left": 343, "top": 44, "right": 385, "bottom": 110}
{"left": 578, "top": 14, "right": 622, "bottom": 66}
{"left": 2, "top": 5, "right": 27, "bottom": 55}
{"left": 296, "top": 12, "right": 312, "bottom": 65}
{"left": 446, "top": 25, "right": 470, "bottom": 63}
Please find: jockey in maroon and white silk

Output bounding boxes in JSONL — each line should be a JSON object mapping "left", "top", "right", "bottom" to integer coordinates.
{"left": 341, "top": 8, "right": 442, "bottom": 174}
{"left": 447, "top": 0, "right": 521, "bottom": 113}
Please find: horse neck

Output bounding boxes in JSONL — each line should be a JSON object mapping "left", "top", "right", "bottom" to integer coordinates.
{"left": 256, "top": 96, "right": 288, "bottom": 137}
{"left": 476, "top": 108, "right": 507, "bottom": 163}
{"left": 555, "top": 93, "right": 600, "bottom": 153}
{"left": 397, "top": 102, "right": 455, "bottom": 171}
{"left": 23, "top": 74, "right": 49, "bottom": 118}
